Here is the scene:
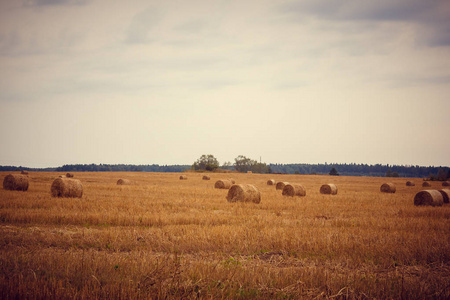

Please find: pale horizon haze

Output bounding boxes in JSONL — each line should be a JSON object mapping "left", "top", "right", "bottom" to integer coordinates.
{"left": 1, "top": 0, "right": 449, "bottom": 168}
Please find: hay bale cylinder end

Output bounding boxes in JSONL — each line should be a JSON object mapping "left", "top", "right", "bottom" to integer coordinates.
{"left": 320, "top": 184, "right": 338, "bottom": 195}
{"left": 51, "top": 178, "right": 83, "bottom": 198}
{"left": 202, "top": 175, "right": 210, "bottom": 180}
{"left": 406, "top": 181, "right": 415, "bottom": 186}
{"left": 414, "top": 190, "right": 443, "bottom": 206}
{"left": 380, "top": 183, "right": 396, "bottom": 193}
{"left": 282, "top": 184, "right": 306, "bottom": 197}
{"left": 226, "top": 184, "right": 261, "bottom": 204}
{"left": 179, "top": 175, "right": 187, "bottom": 180}
{"left": 117, "top": 179, "right": 132, "bottom": 185}
{"left": 3, "top": 174, "right": 29, "bottom": 191}
{"left": 267, "top": 179, "right": 275, "bottom": 186}
{"left": 215, "top": 179, "right": 233, "bottom": 189}
{"left": 276, "top": 182, "right": 289, "bottom": 190}
{"left": 439, "top": 189, "right": 450, "bottom": 204}
{"left": 422, "top": 181, "right": 431, "bottom": 187}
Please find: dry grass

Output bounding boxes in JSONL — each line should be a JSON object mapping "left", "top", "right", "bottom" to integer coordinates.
{"left": 1, "top": 172, "right": 449, "bottom": 299}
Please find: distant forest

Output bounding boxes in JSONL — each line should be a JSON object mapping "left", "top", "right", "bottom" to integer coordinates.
{"left": 0, "top": 163, "right": 449, "bottom": 179}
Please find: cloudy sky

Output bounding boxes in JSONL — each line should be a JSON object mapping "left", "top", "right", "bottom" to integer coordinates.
{"left": 1, "top": 0, "right": 449, "bottom": 168}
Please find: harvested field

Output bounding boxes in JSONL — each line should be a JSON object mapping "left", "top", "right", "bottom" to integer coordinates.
{"left": 0, "top": 172, "right": 449, "bottom": 299}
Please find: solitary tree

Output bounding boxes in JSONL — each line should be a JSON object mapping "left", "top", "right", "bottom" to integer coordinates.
{"left": 234, "top": 155, "right": 256, "bottom": 173}
{"left": 329, "top": 167, "right": 339, "bottom": 176}
{"left": 192, "top": 154, "right": 219, "bottom": 171}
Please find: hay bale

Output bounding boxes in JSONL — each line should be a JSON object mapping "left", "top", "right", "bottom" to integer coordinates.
{"left": 282, "top": 184, "right": 306, "bottom": 197}
{"left": 320, "top": 184, "right": 338, "bottom": 195}
{"left": 229, "top": 178, "right": 236, "bottom": 184}
{"left": 267, "top": 179, "right": 276, "bottom": 185}
{"left": 202, "top": 175, "right": 210, "bottom": 180}
{"left": 21, "top": 170, "right": 29, "bottom": 175}
{"left": 422, "top": 181, "right": 431, "bottom": 187}
{"left": 51, "top": 178, "right": 83, "bottom": 198}
{"left": 414, "top": 190, "right": 443, "bottom": 206}
{"left": 439, "top": 189, "right": 450, "bottom": 204}
{"left": 179, "top": 175, "right": 187, "bottom": 180}
{"left": 276, "top": 182, "right": 289, "bottom": 190}
{"left": 380, "top": 183, "right": 396, "bottom": 193}
{"left": 66, "top": 173, "right": 74, "bottom": 178}
{"left": 215, "top": 179, "right": 233, "bottom": 189}
{"left": 406, "top": 181, "right": 415, "bottom": 186}
{"left": 117, "top": 179, "right": 132, "bottom": 185}
{"left": 442, "top": 181, "right": 450, "bottom": 187}
{"left": 3, "top": 174, "right": 29, "bottom": 191}
{"left": 226, "top": 184, "right": 261, "bottom": 203}
{"left": 58, "top": 175, "right": 66, "bottom": 178}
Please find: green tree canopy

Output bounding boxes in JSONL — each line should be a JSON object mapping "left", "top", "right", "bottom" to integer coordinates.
{"left": 329, "top": 167, "right": 339, "bottom": 176}
{"left": 234, "top": 155, "right": 270, "bottom": 173}
{"left": 192, "top": 154, "right": 219, "bottom": 171}
{"left": 234, "top": 155, "right": 256, "bottom": 173}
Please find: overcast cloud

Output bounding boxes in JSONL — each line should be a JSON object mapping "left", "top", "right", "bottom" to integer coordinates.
{"left": 0, "top": 0, "right": 449, "bottom": 168}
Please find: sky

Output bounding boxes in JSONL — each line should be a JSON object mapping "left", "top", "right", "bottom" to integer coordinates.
{"left": 1, "top": 0, "right": 449, "bottom": 168}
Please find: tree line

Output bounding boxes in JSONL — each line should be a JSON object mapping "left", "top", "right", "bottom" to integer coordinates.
{"left": 1, "top": 158, "right": 448, "bottom": 179}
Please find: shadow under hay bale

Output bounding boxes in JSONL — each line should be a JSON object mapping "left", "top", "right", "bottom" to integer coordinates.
{"left": 179, "top": 175, "right": 187, "bottom": 180}
{"left": 276, "top": 182, "right": 289, "bottom": 190}
{"left": 267, "top": 179, "right": 275, "bottom": 186}
{"left": 202, "top": 175, "right": 210, "bottom": 180}
{"left": 215, "top": 179, "right": 233, "bottom": 189}
{"left": 414, "top": 190, "right": 443, "bottom": 206}
{"left": 3, "top": 174, "right": 29, "bottom": 191}
{"left": 282, "top": 184, "right": 306, "bottom": 197}
{"left": 66, "top": 173, "right": 74, "bottom": 178}
{"left": 117, "top": 179, "right": 132, "bottom": 185}
{"left": 320, "top": 184, "right": 338, "bottom": 195}
{"left": 422, "top": 181, "right": 431, "bottom": 187}
{"left": 380, "top": 183, "right": 396, "bottom": 193}
{"left": 226, "top": 184, "right": 261, "bottom": 203}
{"left": 51, "top": 178, "right": 83, "bottom": 198}
{"left": 406, "top": 181, "right": 415, "bottom": 186}
{"left": 439, "top": 189, "right": 450, "bottom": 204}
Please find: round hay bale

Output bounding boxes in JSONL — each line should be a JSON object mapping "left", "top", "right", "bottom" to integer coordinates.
{"left": 267, "top": 179, "right": 275, "bottom": 186}
{"left": 229, "top": 178, "right": 236, "bottom": 184}
{"left": 422, "top": 181, "right": 431, "bottom": 187}
{"left": 3, "top": 174, "right": 29, "bottom": 191}
{"left": 439, "top": 189, "right": 450, "bottom": 204}
{"left": 51, "top": 178, "right": 83, "bottom": 198}
{"left": 406, "top": 181, "right": 415, "bottom": 186}
{"left": 21, "top": 170, "right": 29, "bottom": 175}
{"left": 282, "top": 184, "right": 306, "bottom": 197}
{"left": 320, "top": 183, "right": 338, "bottom": 195}
{"left": 66, "top": 173, "right": 74, "bottom": 178}
{"left": 442, "top": 181, "right": 450, "bottom": 187}
{"left": 179, "top": 175, "right": 187, "bottom": 180}
{"left": 226, "top": 184, "right": 261, "bottom": 203}
{"left": 380, "top": 183, "right": 396, "bottom": 193}
{"left": 117, "top": 179, "right": 132, "bottom": 185}
{"left": 215, "top": 179, "right": 233, "bottom": 189}
{"left": 202, "top": 175, "right": 210, "bottom": 180}
{"left": 414, "top": 190, "right": 443, "bottom": 206}
{"left": 276, "top": 182, "right": 289, "bottom": 190}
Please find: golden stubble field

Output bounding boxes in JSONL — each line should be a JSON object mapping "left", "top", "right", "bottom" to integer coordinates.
{"left": 0, "top": 171, "right": 449, "bottom": 299}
